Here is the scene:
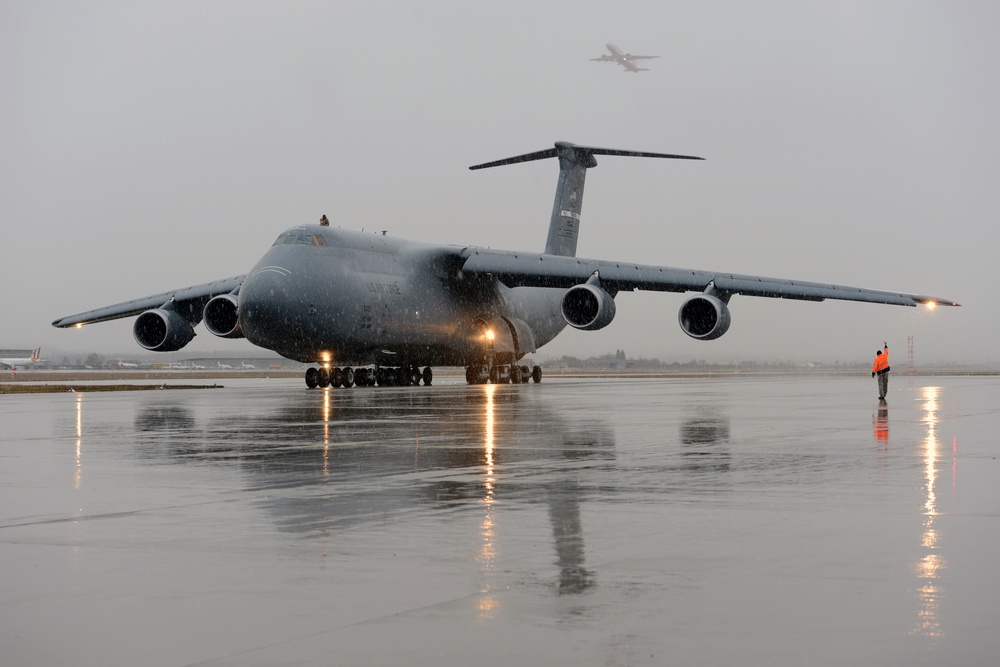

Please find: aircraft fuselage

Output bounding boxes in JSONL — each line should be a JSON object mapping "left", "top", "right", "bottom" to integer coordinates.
{"left": 238, "top": 225, "right": 566, "bottom": 367}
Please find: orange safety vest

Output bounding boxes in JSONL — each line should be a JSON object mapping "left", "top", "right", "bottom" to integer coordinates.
{"left": 872, "top": 348, "right": 890, "bottom": 375}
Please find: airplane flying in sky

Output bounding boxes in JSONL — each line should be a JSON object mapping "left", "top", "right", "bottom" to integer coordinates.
{"left": 53, "top": 141, "right": 959, "bottom": 389}
{"left": 0, "top": 347, "right": 42, "bottom": 370}
{"left": 591, "top": 43, "right": 660, "bottom": 72}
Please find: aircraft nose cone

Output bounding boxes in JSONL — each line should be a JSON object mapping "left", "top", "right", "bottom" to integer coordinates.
{"left": 239, "top": 265, "right": 311, "bottom": 351}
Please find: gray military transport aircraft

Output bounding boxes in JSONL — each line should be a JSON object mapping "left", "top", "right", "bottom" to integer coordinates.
{"left": 53, "top": 142, "right": 959, "bottom": 389}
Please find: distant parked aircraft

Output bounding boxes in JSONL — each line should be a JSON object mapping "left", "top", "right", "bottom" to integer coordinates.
{"left": 218, "top": 361, "right": 233, "bottom": 370}
{"left": 0, "top": 347, "right": 42, "bottom": 370}
{"left": 241, "top": 361, "right": 256, "bottom": 370}
{"left": 590, "top": 43, "right": 660, "bottom": 72}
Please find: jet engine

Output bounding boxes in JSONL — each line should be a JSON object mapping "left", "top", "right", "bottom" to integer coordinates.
{"left": 678, "top": 294, "right": 731, "bottom": 340}
{"left": 203, "top": 294, "right": 244, "bottom": 339}
{"left": 133, "top": 308, "right": 197, "bottom": 351}
{"left": 561, "top": 283, "right": 617, "bottom": 331}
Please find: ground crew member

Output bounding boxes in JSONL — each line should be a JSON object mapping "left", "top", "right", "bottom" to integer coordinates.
{"left": 872, "top": 341, "right": 890, "bottom": 400}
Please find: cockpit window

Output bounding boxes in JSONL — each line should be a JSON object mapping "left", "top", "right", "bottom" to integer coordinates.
{"left": 272, "top": 233, "right": 327, "bottom": 247}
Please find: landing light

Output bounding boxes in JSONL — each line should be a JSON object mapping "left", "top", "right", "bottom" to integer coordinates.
{"left": 75, "top": 323, "right": 83, "bottom": 329}
{"left": 485, "top": 329, "right": 495, "bottom": 341}
{"left": 925, "top": 302, "right": 938, "bottom": 311}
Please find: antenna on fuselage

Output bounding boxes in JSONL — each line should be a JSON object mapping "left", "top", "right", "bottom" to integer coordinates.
{"left": 469, "top": 142, "right": 703, "bottom": 258}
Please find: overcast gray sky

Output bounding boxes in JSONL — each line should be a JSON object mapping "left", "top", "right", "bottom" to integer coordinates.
{"left": 2, "top": 1, "right": 996, "bottom": 366}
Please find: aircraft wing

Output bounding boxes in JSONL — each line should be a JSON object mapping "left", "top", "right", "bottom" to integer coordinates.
{"left": 459, "top": 249, "right": 958, "bottom": 307}
{"left": 626, "top": 55, "right": 660, "bottom": 60}
{"left": 51, "top": 275, "right": 246, "bottom": 327}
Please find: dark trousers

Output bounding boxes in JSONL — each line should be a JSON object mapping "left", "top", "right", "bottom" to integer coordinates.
{"left": 877, "top": 372, "right": 889, "bottom": 399}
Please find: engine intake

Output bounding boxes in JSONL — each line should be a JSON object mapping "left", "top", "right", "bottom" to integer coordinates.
{"left": 561, "top": 283, "right": 617, "bottom": 331}
{"left": 134, "top": 308, "right": 196, "bottom": 351}
{"left": 678, "top": 294, "right": 731, "bottom": 340}
{"left": 204, "top": 294, "right": 244, "bottom": 339}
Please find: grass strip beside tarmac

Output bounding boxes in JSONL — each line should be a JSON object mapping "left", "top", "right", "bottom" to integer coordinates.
{"left": 1, "top": 384, "right": 224, "bottom": 394}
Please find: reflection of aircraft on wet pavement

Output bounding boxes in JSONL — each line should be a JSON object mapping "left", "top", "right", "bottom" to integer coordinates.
{"left": 132, "top": 385, "right": 612, "bottom": 595}
{"left": 590, "top": 42, "right": 660, "bottom": 72}
{"left": 53, "top": 141, "right": 958, "bottom": 390}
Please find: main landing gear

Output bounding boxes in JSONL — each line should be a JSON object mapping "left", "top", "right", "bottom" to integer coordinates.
{"left": 465, "top": 363, "right": 542, "bottom": 385}
{"left": 305, "top": 365, "right": 433, "bottom": 389}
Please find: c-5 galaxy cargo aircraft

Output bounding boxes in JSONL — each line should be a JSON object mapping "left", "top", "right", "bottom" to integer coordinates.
{"left": 53, "top": 142, "right": 959, "bottom": 389}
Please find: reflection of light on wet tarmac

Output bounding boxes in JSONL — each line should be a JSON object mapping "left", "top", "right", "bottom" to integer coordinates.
{"left": 913, "top": 386, "right": 945, "bottom": 639}
{"left": 477, "top": 384, "right": 500, "bottom": 620}
{"left": 321, "top": 388, "right": 331, "bottom": 476}
{"left": 75, "top": 393, "right": 83, "bottom": 489}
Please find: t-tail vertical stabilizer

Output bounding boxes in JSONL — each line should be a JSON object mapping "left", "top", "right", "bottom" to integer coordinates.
{"left": 469, "top": 142, "right": 703, "bottom": 257}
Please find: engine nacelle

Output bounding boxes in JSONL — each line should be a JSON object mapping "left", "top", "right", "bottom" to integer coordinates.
{"left": 678, "top": 294, "right": 732, "bottom": 340}
{"left": 561, "top": 283, "right": 617, "bottom": 331}
{"left": 203, "top": 294, "right": 244, "bottom": 339}
{"left": 133, "top": 308, "right": 196, "bottom": 351}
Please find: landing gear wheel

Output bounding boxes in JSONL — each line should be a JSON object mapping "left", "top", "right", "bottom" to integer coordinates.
{"left": 342, "top": 367, "right": 354, "bottom": 388}
{"left": 305, "top": 367, "right": 319, "bottom": 389}
{"left": 408, "top": 366, "right": 422, "bottom": 386}
{"left": 318, "top": 367, "right": 331, "bottom": 388}
{"left": 466, "top": 365, "right": 489, "bottom": 384}
{"left": 520, "top": 365, "right": 531, "bottom": 383}
{"left": 531, "top": 365, "right": 542, "bottom": 383}
{"left": 510, "top": 364, "right": 522, "bottom": 384}
{"left": 332, "top": 367, "right": 344, "bottom": 388}
{"left": 422, "top": 367, "right": 433, "bottom": 386}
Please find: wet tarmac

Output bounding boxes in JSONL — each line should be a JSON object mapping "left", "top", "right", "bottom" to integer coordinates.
{"left": 2, "top": 375, "right": 998, "bottom": 666}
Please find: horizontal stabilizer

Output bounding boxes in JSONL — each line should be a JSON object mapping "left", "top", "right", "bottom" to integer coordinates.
{"left": 469, "top": 142, "right": 703, "bottom": 170}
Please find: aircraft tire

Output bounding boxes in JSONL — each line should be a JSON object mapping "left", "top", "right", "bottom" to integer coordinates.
{"left": 422, "top": 367, "right": 433, "bottom": 386}
{"left": 531, "top": 365, "right": 542, "bottom": 383}
{"left": 332, "top": 367, "right": 344, "bottom": 388}
{"left": 343, "top": 367, "right": 354, "bottom": 388}
{"left": 465, "top": 366, "right": 475, "bottom": 384}
{"left": 318, "top": 367, "right": 331, "bottom": 388}
{"left": 305, "top": 367, "right": 319, "bottom": 389}
{"left": 521, "top": 365, "right": 531, "bottom": 383}
{"left": 408, "top": 367, "right": 421, "bottom": 386}
{"left": 510, "top": 365, "right": 522, "bottom": 384}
